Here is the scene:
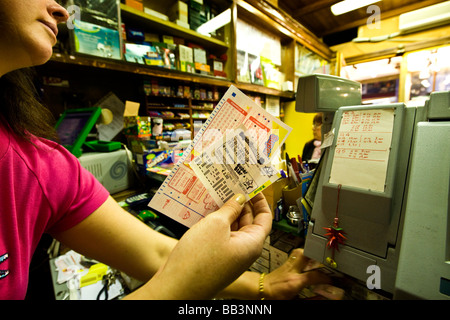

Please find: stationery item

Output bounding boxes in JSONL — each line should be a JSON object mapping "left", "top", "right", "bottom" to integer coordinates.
{"left": 290, "top": 157, "right": 301, "bottom": 183}
{"left": 285, "top": 153, "right": 299, "bottom": 186}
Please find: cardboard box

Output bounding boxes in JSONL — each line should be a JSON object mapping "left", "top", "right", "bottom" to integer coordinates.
{"left": 175, "top": 19, "right": 190, "bottom": 29}
{"left": 124, "top": 43, "right": 150, "bottom": 64}
{"left": 209, "top": 58, "right": 227, "bottom": 77}
{"left": 144, "top": 7, "right": 169, "bottom": 20}
{"left": 169, "top": 1, "right": 188, "bottom": 23}
{"left": 72, "top": 20, "right": 121, "bottom": 60}
{"left": 178, "top": 45, "right": 195, "bottom": 73}
{"left": 143, "top": 45, "right": 164, "bottom": 66}
{"left": 195, "top": 62, "right": 210, "bottom": 73}
{"left": 123, "top": 116, "right": 151, "bottom": 137}
{"left": 262, "top": 178, "right": 289, "bottom": 216}
{"left": 125, "top": 0, "right": 143, "bottom": 11}
{"left": 193, "top": 47, "right": 210, "bottom": 74}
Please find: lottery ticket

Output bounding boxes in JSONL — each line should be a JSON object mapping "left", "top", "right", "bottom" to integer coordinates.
{"left": 148, "top": 85, "right": 292, "bottom": 228}
{"left": 190, "top": 125, "right": 282, "bottom": 207}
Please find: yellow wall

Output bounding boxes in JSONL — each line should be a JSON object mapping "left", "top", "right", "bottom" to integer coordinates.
{"left": 283, "top": 100, "right": 316, "bottom": 161}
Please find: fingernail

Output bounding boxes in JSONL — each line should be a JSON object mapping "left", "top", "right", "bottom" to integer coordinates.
{"left": 234, "top": 193, "right": 246, "bottom": 206}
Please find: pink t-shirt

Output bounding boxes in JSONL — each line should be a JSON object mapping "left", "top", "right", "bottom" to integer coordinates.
{"left": 0, "top": 119, "right": 109, "bottom": 299}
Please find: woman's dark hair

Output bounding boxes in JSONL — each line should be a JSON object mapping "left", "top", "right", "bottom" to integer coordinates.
{"left": 313, "top": 112, "right": 323, "bottom": 126}
{"left": 0, "top": 68, "right": 57, "bottom": 142}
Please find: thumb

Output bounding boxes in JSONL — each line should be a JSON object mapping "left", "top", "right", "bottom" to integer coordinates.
{"left": 214, "top": 193, "right": 246, "bottom": 225}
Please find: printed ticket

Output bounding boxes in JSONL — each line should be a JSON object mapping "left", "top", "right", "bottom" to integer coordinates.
{"left": 190, "top": 125, "right": 282, "bottom": 207}
{"left": 148, "top": 85, "right": 292, "bottom": 228}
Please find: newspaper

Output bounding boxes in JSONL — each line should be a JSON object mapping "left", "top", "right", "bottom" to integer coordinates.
{"left": 148, "top": 85, "right": 292, "bottom": 228}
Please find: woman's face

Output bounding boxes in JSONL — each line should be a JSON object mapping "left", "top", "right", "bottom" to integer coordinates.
{"left": 0, "top": 0, "right": 69, "bottom": 75}
{"left": 312, "top": 122, "right": 322, "bottom": 141}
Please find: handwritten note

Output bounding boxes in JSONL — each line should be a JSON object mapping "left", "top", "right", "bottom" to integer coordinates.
{"left": 329, "top": 108, "right": 395, "bottom": 192}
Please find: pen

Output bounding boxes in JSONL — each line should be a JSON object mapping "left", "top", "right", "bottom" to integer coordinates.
{"left": 285, "top": 153, "right": 291, "bottom": 180}
{"left": 297, "top": 155, "right": 306, "bottom": 173}
{"left": 290, "top": 158, "right": 301, "bottom": 183}
{"left": 285, "top": 152, "right": 299, "bottom": 186}
{"left": 289, "top": 164, "right": 299, "bottom": 185}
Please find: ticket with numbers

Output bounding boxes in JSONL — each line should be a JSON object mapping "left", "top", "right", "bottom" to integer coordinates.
{"left": 189, "top": 125, "right": 282, "bottom": 207}
{"left": 148, "top": 85, "right": 292, "bottom": 228}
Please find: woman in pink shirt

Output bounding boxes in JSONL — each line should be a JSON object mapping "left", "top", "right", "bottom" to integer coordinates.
{"left": 0, "top": 0, "right": 327, "bottom": 300}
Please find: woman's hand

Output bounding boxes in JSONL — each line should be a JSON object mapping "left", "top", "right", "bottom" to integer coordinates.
{"left": 262, "top": 248, "right": 331, "bottom": 300}
{"left": 128, "top": 192, "right": 273, "bottom": 300}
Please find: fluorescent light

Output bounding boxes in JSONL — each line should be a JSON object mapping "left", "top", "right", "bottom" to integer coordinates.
{"left": 197, "top": 9, "right": 231, "bottom": 36}
{"left": 331, "top": 0, "right": 382, "bottom": 16}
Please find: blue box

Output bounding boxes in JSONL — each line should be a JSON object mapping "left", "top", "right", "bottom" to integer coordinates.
{"left": 73, "top": 20, "right": 121, "bottom": 60}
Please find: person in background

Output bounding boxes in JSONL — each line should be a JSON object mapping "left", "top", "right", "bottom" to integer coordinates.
{"left": 0, "top": 0, "right": 329, "bottom": 300}
{"left": 302, "top": 113, "right": 323, "bottom": 163}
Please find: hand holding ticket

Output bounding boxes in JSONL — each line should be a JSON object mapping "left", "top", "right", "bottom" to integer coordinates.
{"left": 149, "top": 85, "right": 292, "bottom": 228}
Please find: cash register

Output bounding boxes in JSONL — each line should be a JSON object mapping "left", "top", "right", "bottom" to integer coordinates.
{"left": 297, "top": 74, "right": 450, "bottom": 299}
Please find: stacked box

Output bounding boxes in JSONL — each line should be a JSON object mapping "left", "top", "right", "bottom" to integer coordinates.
{"left": 193, "top": 47, "right": 210, "bottom": 74}
{"left": 125, "top": 0, "right": 143, "bottom": 11}
{"left": 69, "top": 0, "right": 121, "bottom": 60}
{"left": 189, "top": 0, "right": 208, "bottom": 31}
{"left": 134, "top": 149, "right": 173, "bottom": 174}
{"left": 169, "top": 1, "right": 188, "bottom": 24}
{"left": 143, "top": 45, "right": 164, "bottom": 66}
{"left": 178, "top": 45, "right": 195, "bottom": 73}
{"left": 144, "top": 7, "right": 169, "bottom": 20}
{"left": 208, "top": 57, "right": 226, "bottom": 77}
{"left": 123, "top": 116, "right": 152, "bottom": 137}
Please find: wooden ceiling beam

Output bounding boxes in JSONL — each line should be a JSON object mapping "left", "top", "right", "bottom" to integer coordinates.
{"left": 292, "top": 0, "right": 341, "bottom": 18}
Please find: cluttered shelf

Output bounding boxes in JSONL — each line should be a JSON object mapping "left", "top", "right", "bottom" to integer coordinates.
{"left": 120, "top": 3, "right": 230, "bottom": 52}
{"left": 49, "top": 52, "right": 231, "bottom": 87}
{"left": 49, "top": 52, "right": 294, "bottom": 98}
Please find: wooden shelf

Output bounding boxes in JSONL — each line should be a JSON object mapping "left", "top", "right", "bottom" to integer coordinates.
{"left": 49, "top": 52, "right": 232, "bottom": 87}
{"left": 146, "top": 105, "right": 190, "bottom": 111}
{"left": 192, "top": 107, "right": 214, "bottom": 111}
{"left": 158, "top": 117, "right": 191, "bottom": 121}
{"left": 49, "top": 53, "right": 294, "bottom": 99}
{"left": 236, "top": 81, "right": 294, "bottom": 99}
